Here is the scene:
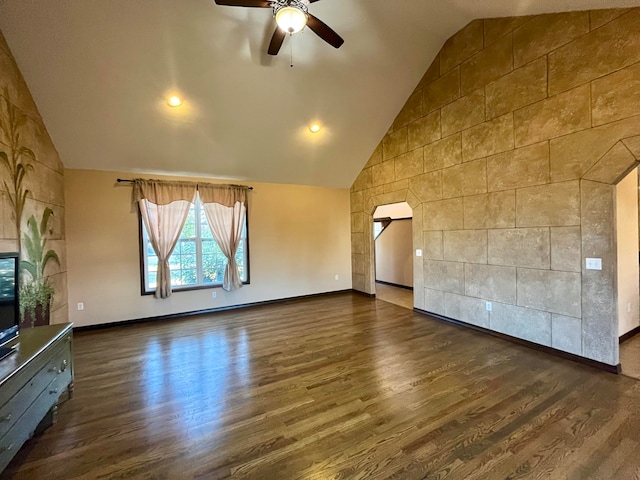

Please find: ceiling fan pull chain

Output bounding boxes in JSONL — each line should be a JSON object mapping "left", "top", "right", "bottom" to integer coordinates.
{"left": 290, "top": 33, "right": 294, "bottom": 68}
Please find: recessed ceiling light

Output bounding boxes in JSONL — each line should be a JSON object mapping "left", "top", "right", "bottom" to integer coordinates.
{"left": 167, "top": 96, "right": 183, "bottom": 107}
{"left": 309, "top": 123, "right": 321, "bottom": 133}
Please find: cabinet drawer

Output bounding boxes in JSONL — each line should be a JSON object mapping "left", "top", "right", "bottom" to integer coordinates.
{"left": 0, "top": 340, "right": 71, "bottom": 439}
{"left": 45, "top": 366, "right": 72, "bottom": 402}
{"left": 0, "top": 332, "right": 72, "bottom": 405}
{"left": 0, "top": 379, "right": 65, "bottom": 472}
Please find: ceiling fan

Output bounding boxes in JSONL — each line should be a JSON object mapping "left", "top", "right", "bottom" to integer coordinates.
{"left": 214, "top": 0, "right": 344, "bottom": 56}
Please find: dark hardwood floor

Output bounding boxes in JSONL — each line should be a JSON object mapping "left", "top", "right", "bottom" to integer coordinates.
{"left": 4, "top": 292, "right": 640, "bottom": 479}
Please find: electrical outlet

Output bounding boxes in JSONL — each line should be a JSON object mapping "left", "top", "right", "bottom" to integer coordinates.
{"left": 77, "top": 302, "right": 84, "bottom": 311}
{"left": 416, "top": 249, "right": 423, "bottom": 257}
{"left": 211, "top": 291, "right": 217, "bottom": 299}
{"left": 628, "top": 302, "right": 632, "bottom": 313}
{"left": 486, "top": 301, "right": 492, "bottom": 312}
{"left": 585, "top": 258, "right": 602, "bottom": 270}
{"left": 335, "top": 274, "right": 339, "bottom": 280}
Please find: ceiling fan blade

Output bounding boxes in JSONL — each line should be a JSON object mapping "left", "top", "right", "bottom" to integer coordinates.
{"left": 268, "top": 27, "right": 286, "bottom": 55}
{"left": 214, "top": 0, "right": 271, "bottom": 7}
{"left": 306, "top": 14, "right": 344, "bottom": 49}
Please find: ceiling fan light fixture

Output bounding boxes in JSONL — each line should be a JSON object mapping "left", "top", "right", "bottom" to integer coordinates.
{"left": 275, "top": 6, "right": 307, "bottom": 34}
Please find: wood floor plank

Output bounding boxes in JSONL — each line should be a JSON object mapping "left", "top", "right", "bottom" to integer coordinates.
{"left": 3, "top": 292, "right": 640, "bottom": 479}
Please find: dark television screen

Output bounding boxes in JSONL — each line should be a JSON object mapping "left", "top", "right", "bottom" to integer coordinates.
{"left": 0, "top": 253, "right": 19, "bottom": 346}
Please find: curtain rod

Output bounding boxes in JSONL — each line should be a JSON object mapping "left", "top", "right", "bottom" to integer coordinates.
{"left": 116, "top": 178, "right": 253, "bottom": 190}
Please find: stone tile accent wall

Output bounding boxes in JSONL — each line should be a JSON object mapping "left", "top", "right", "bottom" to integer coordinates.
{"left": 351, "top": 8, "right": 640, "bottom": 366}
{"left": 0, "top": 30, "right": 67, "bottom": 324}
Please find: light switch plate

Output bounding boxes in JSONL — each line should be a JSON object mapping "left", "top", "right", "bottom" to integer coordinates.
{"left": 585, "top": 258, "right": 602, "bottom": 270}
{"left": 416, "top": 249, "right": 422, "bottom": 257}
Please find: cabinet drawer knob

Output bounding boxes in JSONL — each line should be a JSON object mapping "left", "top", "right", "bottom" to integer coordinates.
{"left": 0, "top": 443, "right": 13, "bottom": 453}
{"left": 49, "top": 388, "right": 58, "bottom": 395}
{"left": 60, "top": 360, "right": 68, "bottom": 372}
{"left": 48, "top": 367, "right": 59, "bottom": 373}
{"left": 0, "top": 413, "right": 11, "bottom": 422}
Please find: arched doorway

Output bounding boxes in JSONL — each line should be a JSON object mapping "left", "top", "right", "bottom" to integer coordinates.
{"left": 618, "top": 166, "right": 640, "bottom": 379}
{"left": 373, "top": 202, "right": 413, "bottom": 309}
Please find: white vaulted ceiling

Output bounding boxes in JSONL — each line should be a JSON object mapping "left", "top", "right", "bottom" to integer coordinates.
{"left": 0, "top": 0, "right": 639, "bottom": 188}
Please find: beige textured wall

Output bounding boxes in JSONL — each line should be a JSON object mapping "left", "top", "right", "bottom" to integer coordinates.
{"left": 616, "top": 167, "right": 639, "bottom": 336}
{"left": 375, "top": 220, "right": 413, "bottom": 287}
{"left": 351, "top": 8, "right": 640, "bottom": 365}
{"left": 65, "top": 169, "right": 352, "bottom": 327}
{"left": 0, "top": 30, "right": 67, "bottom": 324}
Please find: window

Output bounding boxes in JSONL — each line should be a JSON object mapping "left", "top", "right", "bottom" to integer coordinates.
{"left": 140, "top": 197, "right": 249, "bottom": 294}
{"left": 373, "top": 218, "right": 391, "bottom": 240}
{"left": 373, "top": 221, "right": 384, "bottom": 239}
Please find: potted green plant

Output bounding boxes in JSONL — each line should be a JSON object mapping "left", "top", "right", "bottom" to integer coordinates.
{"left": 19, "top": 279, "right": 55, "bottom": 328}
{"left": 20, "top": 207, "right": 60, "bottom": 328}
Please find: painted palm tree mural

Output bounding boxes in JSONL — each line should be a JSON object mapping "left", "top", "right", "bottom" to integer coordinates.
{"left": 0, "top": 89, "right": 59, "bottom": 327}
{"left": 0, "top": 90, "right": 33, "bottom": 254}
{"left": 20, "top": 208, "right": 59, "bottom": 327}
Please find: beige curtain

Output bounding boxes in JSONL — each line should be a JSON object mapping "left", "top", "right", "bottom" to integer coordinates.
{"left": 198, "top": 184, "right": 248, "bottom": 292}
{"left": 134, "top": 179, "right": 196, "bottom": 299}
